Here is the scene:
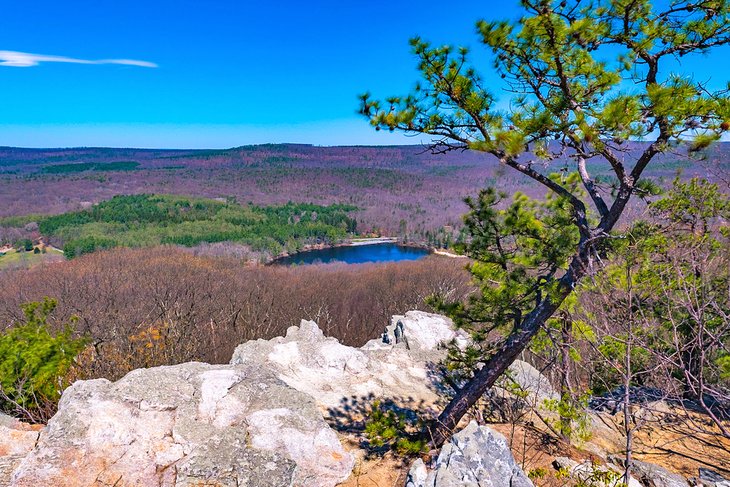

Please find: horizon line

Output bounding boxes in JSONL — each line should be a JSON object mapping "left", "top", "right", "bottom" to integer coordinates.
{"left": 2, "top": 140, "right": 721, "bottom": 152}
{"left": 0, "top": 142, "right": 436, "bottom": 151}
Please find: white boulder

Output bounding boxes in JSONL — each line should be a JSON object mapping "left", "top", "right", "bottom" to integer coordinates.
{"left": 9, "top": 362, "right": 353, "bottom": 487}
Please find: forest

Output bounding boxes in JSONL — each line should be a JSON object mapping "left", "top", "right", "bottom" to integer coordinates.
{"left": 1, "top": 194, "right": 357, "bottom": 260}
{"left": 0, "top": 176, "right": 728, "bottom": 482}
{"left": 0, "top": 143, "right": 725, "bottom": 243}
{"left": 39, "top": 161, "right": 140, "bottom": 174}
{"left": 0, "top": 150, "right": 729, "bottom": 481}
{"left": 0, "top": 248, "right": 472, "bottom": 420}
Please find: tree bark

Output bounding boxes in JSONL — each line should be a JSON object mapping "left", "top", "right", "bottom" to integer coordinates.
{"left": 430, "top": 249, "right": 589, "bottom": 447}
{"left": 559, "top": 315, "right": 573, "bottom": 443}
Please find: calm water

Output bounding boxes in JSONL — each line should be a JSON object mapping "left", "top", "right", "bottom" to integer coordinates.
{"left": 274, "top": 243, "right": 430, "bottom": 266}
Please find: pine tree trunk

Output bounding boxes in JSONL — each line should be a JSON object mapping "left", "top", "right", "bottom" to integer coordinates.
{"left": 430, "top": 251, "right": 588, "bottom": 448}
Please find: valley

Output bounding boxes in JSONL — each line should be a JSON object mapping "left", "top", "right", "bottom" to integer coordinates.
{"left": 2, "top": 144, "right": 727, "bottom": 248}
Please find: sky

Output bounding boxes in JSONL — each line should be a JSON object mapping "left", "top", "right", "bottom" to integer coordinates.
{"left": 0, "top": 1, "right": 728, "bottom": 149}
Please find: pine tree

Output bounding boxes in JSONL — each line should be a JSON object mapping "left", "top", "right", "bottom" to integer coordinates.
{"left": 361, "top": 0, "right": 730, "bottom": 446}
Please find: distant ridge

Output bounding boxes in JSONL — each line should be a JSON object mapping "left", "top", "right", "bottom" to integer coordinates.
{"left": 0, "top": 143, "right": 726, "bottom": 237}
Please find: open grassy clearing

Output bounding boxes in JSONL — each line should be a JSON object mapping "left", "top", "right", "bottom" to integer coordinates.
{"left": 0, "top": 246, "right": 64, "bottom": 270}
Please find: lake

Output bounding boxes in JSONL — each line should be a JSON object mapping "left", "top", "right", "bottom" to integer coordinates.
{"left": 274, "top": 243, "right": 430, "bottom": 266}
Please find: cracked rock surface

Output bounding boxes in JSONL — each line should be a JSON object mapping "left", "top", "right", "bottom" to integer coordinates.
{"left": 9, "top": 362, "right": 353, "bottom": 487}
{"left": 406, "top": 421, "right": 534, "bottom": 487}
{"left": 231, "top": 310, "right": 468, "bottom": 410}
{"left": 3, "top": 311, "right": 471, "bottom": 486}
{"left": 0, "top": 414, "right": 42, "bottom": 487}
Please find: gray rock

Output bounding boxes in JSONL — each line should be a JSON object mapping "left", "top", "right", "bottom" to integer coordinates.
{"left": 0, "top": 456, "right": 26, "bottom": 487}
{"left": 9, "top": 362, "right": 353, "bottom": 487}
{"left": 175, "top": 440, "right": 297, "bottom": 487}
{"left": 406, "top": 459, "right": 429, "bottom": 487}
{"left": 505, "top": 360, "right": 559, "bottom": 406}
{"left": 407, "top": 421, "right": 533, "bottom": 487}
{"left": 698, "top": 468, "right": 730, "bottom": 487}
{"left": 0, "top": 413, "right": 41, "bottom": 457}
{"left": 486, "top": 360, "right": 559, "bottom": 423}
{"left": 608, "top": 456, "right": 689, "bottom": 487}
{"left": 0, "top": 413, "right": 18, "bottom": 428}
{"left": 0, "top": 412, "right": 42, "bottom": 486}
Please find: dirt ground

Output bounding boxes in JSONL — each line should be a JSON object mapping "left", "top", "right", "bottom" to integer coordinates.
{"left": 335, "top": 405, "right": 730, "bottom": 487}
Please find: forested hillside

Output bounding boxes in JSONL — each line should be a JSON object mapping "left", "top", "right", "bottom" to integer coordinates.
{"left": 1, "top": 144, "right": 727, "bottom": 245}
{"left": 2, "top": 194, "right": 357, "bottom": 260}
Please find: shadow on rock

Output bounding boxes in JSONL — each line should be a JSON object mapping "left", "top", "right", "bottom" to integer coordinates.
{"left": 326, "top": 393, "right": 433, "bottom": 458}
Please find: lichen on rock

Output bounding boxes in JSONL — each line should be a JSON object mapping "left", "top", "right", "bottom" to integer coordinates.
{"left": 406, "top": 420, "right": 534, "bottom": 487}
{"left": 9, "top": 362, "right": 353, "bottom": 487}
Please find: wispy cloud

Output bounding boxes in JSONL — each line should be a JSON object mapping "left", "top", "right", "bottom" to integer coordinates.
{"left": 0, "top": 50, "right": 157, "bottom": 68}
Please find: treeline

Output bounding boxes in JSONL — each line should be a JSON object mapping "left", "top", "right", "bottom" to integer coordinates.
{"left": 34, "top": 194, "right": 358, "bottom": 258}
{"left": 0, "top": 247, "right": 472, "bottom": 381}
{"left": 40, "top": 161, "right": 140, "bottom": 174}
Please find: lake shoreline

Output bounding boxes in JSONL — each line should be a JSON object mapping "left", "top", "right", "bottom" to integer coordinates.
{"left": 347, "top": 237, "right": 398, "bottom": 246}
{"left": 271, "top": 239, "right": 433, "bottom": 266}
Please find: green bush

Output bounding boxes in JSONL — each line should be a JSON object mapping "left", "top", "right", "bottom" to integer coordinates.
{"left": 15, "top": 238, "right": 33, "bottom": 252}
{"left": 0, "top": 298, "right": 88, "bottom": 422}
{"left": 363, "top": 400, "right": 428, "bottom": 457}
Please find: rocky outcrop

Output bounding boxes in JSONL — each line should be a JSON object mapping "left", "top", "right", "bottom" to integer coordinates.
{"left": 406, "top": 421, "right": 533, "bottom": 487}
{"left": 4, "top": 311, "right": 463, "bottom": 487}
{"left": 362, "top": 311, "right": 470, "bottom": 357}
{"left": 0, "top": 414, "right": 41, "bottom": 487}
{"left": 2, "top": 310, "right": 696, "bottom": 487}
{"left": 230, "top": 311, "right": 468, "bottom": 410}
{"left": 607, "top": 456, "right": 689, "bottom": 487}
{"left": 9, "top": 362, "right": 353, "bottom": 487}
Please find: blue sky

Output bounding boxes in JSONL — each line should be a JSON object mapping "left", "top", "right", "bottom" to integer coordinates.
{"left": 0, "top": 1, "right": 728, "bottom": 148}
